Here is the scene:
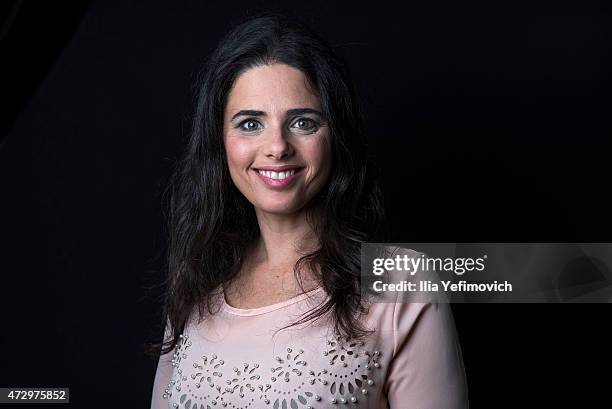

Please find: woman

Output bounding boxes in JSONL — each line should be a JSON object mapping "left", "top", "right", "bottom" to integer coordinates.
{"left": 150, "top": 12, "right": 468, "bottom": 409}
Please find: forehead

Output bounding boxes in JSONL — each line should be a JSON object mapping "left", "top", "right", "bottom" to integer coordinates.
{"left": 225, "top": 64, "right": 320, "bottom": 114}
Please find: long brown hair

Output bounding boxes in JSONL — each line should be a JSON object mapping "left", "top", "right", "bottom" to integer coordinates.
{"left": 145, "top": 11, "right": 388, "bottom": 360}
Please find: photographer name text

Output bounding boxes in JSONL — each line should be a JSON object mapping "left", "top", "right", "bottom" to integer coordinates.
{"left": 372, "top": 280, "right": 513, "bottom": 292}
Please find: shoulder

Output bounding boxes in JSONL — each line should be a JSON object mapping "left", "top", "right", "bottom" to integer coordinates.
{"left": 362, "top": 245, "right": 451, "bottom": 347}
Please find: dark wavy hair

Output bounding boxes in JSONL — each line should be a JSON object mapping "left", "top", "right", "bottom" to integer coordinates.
{"left": 146, "top": 11, "right": 388, "bottom": 359}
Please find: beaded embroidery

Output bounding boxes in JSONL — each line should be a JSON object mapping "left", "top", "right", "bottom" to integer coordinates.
{"left": 162, "top": 333, "right": 384, "bottom": 408}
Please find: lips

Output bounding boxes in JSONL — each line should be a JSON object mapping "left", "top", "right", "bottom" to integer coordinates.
{"left": 252, "top": 166, "right": 303, "bottom": 189}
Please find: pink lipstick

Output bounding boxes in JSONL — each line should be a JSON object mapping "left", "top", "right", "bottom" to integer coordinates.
{"left": 252, "top": 166, "right": 303, "bottom": 190}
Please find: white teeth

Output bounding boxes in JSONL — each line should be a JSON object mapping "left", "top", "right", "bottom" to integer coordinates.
{"left": 257, "top": 169, "right": 296, "bottom": 180}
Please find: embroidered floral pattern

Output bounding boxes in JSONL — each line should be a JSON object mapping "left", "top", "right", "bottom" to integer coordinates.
{"left": 270, "top": 348, "right": 307, "bottom": 382}
{"left": 163, "top": 333, "right": 384, "bottom": 408}
{"left": 316, "top": 335, "right": 383, "bottom": 405}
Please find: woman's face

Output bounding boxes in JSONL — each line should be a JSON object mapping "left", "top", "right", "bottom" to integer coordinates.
{"left": 223, "top": 63, "right": 332, "bottom": 215}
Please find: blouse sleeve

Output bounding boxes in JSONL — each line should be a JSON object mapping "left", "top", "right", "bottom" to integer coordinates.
{"left": 150, "top": 319, "right": 175, "bottom": 409}
{"left": 384, "top": 300, "right": 469, "bottom": 409}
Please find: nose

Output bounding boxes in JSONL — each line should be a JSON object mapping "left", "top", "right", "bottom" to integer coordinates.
{"left": 263, "top": 125, "right": 294, "bottom": 160}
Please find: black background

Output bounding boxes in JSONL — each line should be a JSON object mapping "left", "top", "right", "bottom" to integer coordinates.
{"left": 1, "top": 0, "right": 610, "bottom": 407}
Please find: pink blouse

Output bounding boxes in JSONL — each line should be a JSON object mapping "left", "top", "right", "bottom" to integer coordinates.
{"left": 150, "top": 259, "right": 468, "bottom": 409}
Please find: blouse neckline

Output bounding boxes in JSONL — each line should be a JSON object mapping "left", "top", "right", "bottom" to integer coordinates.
{"left": 221, "top": 285, "right": 326, "bottom": 316}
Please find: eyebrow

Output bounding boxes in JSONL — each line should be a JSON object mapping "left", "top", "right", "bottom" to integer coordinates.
{"left": 230, "top": 108, "right": 325, "bottom": 122}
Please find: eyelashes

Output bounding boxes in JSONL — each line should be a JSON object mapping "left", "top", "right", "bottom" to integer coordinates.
{"left": 293, "top": 117, "right": 325, "bottom": 132}
{"left": 238, "top": 119, "right": 262, "bottom": 132}
{"left": 235, "top": 117, "right": 324, "bottom": 134}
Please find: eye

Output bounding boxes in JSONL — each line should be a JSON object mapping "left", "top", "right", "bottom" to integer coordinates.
{"left": 238, "top": 119, "right": 262, "bottom": 132}
{"left": 291, "top": 117, "right": 319, "bottom": 132}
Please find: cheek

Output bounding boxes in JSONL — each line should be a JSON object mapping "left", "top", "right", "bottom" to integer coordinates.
{"left": 224, "top": 138, "right": 254, "bottom": 170}
{"left": 306, "top": 134, "right": 332, "bottom": 174}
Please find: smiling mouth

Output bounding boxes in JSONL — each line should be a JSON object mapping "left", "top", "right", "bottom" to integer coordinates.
{"left": 253, "top": 167, "right": 304, "bottom": 180}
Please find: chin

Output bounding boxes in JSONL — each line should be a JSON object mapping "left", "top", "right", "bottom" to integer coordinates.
{"left": 255, "top": 201, "right": 302, "bottom": 215}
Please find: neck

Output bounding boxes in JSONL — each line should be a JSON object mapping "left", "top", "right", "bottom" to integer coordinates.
{"left": 246, "top": 205, "right": 322, "bottom": 286}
